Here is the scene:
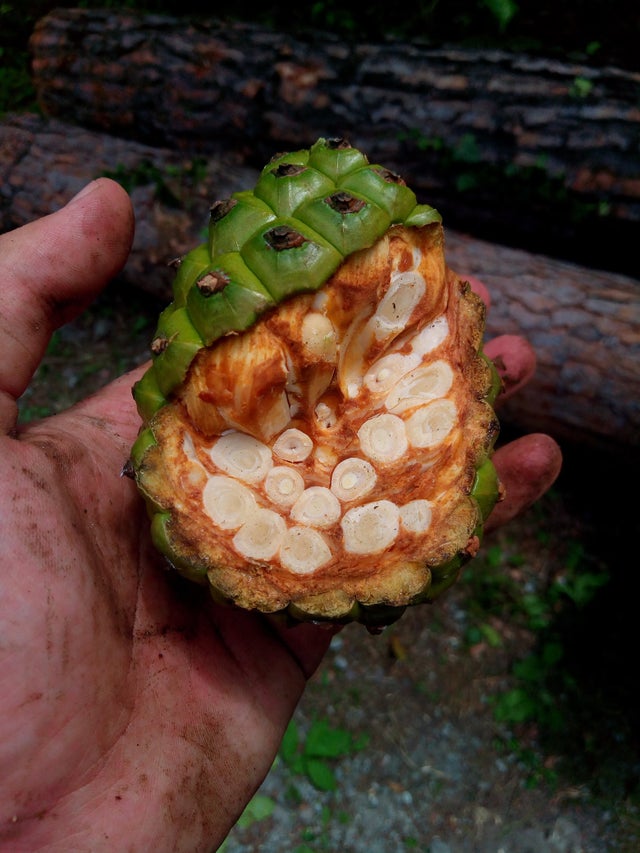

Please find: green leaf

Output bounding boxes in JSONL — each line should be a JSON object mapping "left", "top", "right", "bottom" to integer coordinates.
{"left": 352, "top": 732, "right": 370, "bottom": 752}
{"left": 493, "top": 687, "right": 537, "bottom": 723}
{"left": 482, "top": 0, "right": 519, "bottom": 31}
{"left": 540, "top": 641, "right": 564, "bottom": 667}
{"left": 305, "top": 719, "right": 352, "bottom": 758}
{"left": 455, "top": 173, "right": 478, "bottom": 192}
{"left": 485, "top": 544, "right": 504, "bottom": 568}
{"left": 453, "top": 133, "right": 481, "bottom": 164}
{"left": 305, "top": 757, "right": 338, "bottom": 791}
{"left": 558, "top": 570, "right": 609, "bottom": 608}
{"left": 280, "top": 720, "right": 300, "bottom": 763}
{"left": 236, "top": 794, "right": 275, "bottom": 829}
{"left": 479, "top": 622, "right": 503, "bottom": 647}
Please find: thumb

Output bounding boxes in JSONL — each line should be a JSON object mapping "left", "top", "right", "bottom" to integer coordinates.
{"left": 0, "top": 178, "right": 134, "bottom": 430}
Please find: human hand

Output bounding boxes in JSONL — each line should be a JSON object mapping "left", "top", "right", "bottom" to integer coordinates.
{"left": 0, "top": 179, "right": 561, "bottom": 853}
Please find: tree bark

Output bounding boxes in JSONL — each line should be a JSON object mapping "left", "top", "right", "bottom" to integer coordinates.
{"left": 2, "top": 113, "right": 638, "bottom": 451}
{"left": 444, "top": 231, "right": 640, "bottom": 452}
{"left": 28, "top": 8, "right": 640, "bottom": 274}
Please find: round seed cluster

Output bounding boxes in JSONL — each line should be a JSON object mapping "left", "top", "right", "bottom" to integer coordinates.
{"left": 194, "top": 424, "right": 437, "bottom": 573}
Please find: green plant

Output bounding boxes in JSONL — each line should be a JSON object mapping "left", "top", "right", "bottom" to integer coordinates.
{"left": 218, "top": 793, "right": 275, "bottom": 851}
{"left": 481, "top": 0, "right": 519, "bottom": 31}
{"left": 0, "top": 2, "right": 39, "bottom": 115}
{"left": 224, "top": 718, "right": 366, "bottom": 851}
{"left": 482, "top": 530, "right": 612, "bottom": 787}
{"left": 101, "top": 158, "right": 208, "bottom": 208}
{"left": 280, "top": 717, "right": 369, "bottom": 792}
{"left": 399, "top": 128, "right": 611, "bottom": 229}
{"left": 569, "top": 75, "right": 594, "bottom": 98}
{"left": 493, "top": 640, "right": 569, "bottom": 730}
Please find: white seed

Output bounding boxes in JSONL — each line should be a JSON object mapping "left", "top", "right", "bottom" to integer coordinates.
{"left": 182, "top": 431, "right": 201, "bottom": 465}
{"left": 385, "top": 360, "right": 454, "bottom": 413}
{"left": 312, "top": 289, "right": 329, "bottom": 311}
{"left": 363, "top": 352, "right": 418, "bottom": 395}
{"left": 186, "top": 467, "right": 206, "bottom": 488}
{"left": 203, "top": 475, "right": 257, "bottom": 530}
{"left": 313, "top": 444, "right": 339, "bottom": 471}
{"left": 314, "top": 401, "right": 337, "bottom": 430}
{"left": 341, "top": 500, "right": 400, "bottom": 554}
{"left": 411, "top": 316, "right": 449, "bottom": 357}
{"left": 301, "top": 312, "right": 338, "bottom": 362}
{"left": 280, "top": 526, "right": 332, "bottom": 574}
{"left": 400, "top": 499, "right": 433, "bottom": 533}
{"left": 287, "top": 397, "right": 302, "bottom": 418}
{"left": 357, "top": 414, "right": 408, "bottom": 464}
{"left": 272, "top": 428, "right": 314, "bottom": 462}
{"left": 232, "top": 508, "right": 286, "bottom": 561}
{"left": 338, "top": 307, "right": 373, "bottom": 399}
{"left": 372, "top": 270, "right": 425, "bottom": 339}
{"left": 305, "top": 366, "right": 335, "bottom": 408}
{"left": 330, "top": 457, "right": 377, "bottom": 502}
{"left": 262, "top": 392, "right": 292, "bottom": 441}
{"left": 182, "top": 432, "right": 207, "bottom": 487}
{"left": 405, "top": 399, "right": 457, "bottom": 448}
{"left": 265, "top": 466, "right": 305, "bottom": 508}
{"left": 290, "top": 486, "right": 341, "bottom": 528}
{"left": 208, "top": 431, "right": 273, "bottom": 484}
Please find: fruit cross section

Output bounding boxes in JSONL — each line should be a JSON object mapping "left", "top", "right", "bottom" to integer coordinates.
{"left": 144, "top": 225, "right": 496, "bottom": 590}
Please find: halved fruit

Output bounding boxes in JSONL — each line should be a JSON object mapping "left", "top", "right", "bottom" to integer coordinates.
{"left": 131, "top": 138, "right": 501, "bottom": 629}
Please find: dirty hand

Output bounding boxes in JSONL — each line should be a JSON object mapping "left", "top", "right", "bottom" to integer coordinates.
{"left": 0, "top": 179, "right": 561, "bottom": 852}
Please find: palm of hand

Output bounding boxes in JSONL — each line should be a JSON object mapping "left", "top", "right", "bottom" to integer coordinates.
{"left": 0, "top": 398, "right": 319, "bottom": 851}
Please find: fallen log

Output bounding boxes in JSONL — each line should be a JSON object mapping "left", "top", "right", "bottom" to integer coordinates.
{"left": 1, "top": 113, "right": 638, "bottom": 451}
{"left": 0, "top": 113, "right": 257, "bottom": 300}
{"left": 28, "top": 7, "right": 640, "bottom": 276}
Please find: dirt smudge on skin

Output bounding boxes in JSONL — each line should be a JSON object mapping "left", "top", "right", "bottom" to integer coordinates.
{"left": 20, "top": 465, "right": 51, "bottom": 494}
{"left": 170, "top": 712, "right": 256, "bottom": 848}
{"left": 179, "top": 712, "right": 225, "bottom": 766}
{"left": 17, "top": 691, "right": 44, "bottom": 708}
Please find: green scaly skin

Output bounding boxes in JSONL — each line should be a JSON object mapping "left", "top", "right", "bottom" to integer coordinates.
{"left": 131, "top": 137, "right": 501, "bottom": 629}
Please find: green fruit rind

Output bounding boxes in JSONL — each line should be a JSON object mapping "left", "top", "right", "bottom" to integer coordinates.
{"left": 208, "top": 192, "right": 277, "bottom": 257}
{"left": 421, "top": 556, "right": 466, "bottom": 602}
{"left": 186, "top": 253, "right": 275, "bottom": 345}
{"left": 338, "top": 165, "right": 418, "bottom": 221}
{"left": 150, "top": 512, "right": 209, "bottom": 584}
{"left": 472, "top": 457, "right": 501, "bottom": 522}
{"left": 132, "top": 367, "right": 166, "bottom": 422}
{"left": 295, "top": 190, "right": 392, "bottom": 256}
{"left": 404, "top": 204, "right": 442, "bottom": 227}
{"left": 253, "top": 162, "right": 335, "bottom": 216}
{"left": 152, "top": 305, "right": 204, "bottom": 397}
{"left": 171, "top": 244, "right": 211, "bottom": 307}
{"left": 239, "top": 218, "right": 343, "bottom": 301}
{"left": 481, "top": 353, "right": 503, "bottom": 406}
{"left": 130, "top": 426, "right": 157, "bottom": 471}
{"left": 307, "top": 138, "right": 369, "bottom": 179}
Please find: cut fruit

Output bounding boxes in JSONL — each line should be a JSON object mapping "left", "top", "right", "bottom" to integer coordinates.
{"left": 131, "top": 137, "right": 502, "bottom": 629}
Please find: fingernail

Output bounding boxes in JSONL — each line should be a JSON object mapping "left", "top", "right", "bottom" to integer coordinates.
{"left": 68, "top": 180, "right": 99, "bottom": 205}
